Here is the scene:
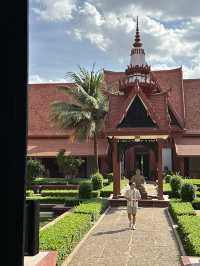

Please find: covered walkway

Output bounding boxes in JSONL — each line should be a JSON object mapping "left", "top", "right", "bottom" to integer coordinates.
{"left": 63, "top": 207, "right": 181, "bottom": 266}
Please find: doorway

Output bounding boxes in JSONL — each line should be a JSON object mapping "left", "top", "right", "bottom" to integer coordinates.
{"left": 135, "top": 153, "right": 149, "bottom": 178}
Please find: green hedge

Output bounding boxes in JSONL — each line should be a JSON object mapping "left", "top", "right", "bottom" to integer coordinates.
{"left": 26, "top": 190, "right": 34, "bottom": 197}
{"left": 163, "top": 183, "right": 172, "bottom": 195}
{"left": 40, "top": 213, "right": 91, "bottom": 265}
{"left": 184, "top": 179, "right": 200, "bottom": 187}
{"left": 41, "top": 190, "right": 78, "bottom": 197}
{"left": 192, "top": 198, "right": 200, "bottom": 210}
{"left": 196, "top": 191, "right": 200, "bottom": 197}
{"left": 73, "top": 199, "right": 108, "bottom": 221}
{"left": 33, "top": 177, "right": 90, "bottom": 185}
{"left": 169, "top": 201, "right": 196, "bottom": 223}
{"left": 177, "top": 215, "right": 200, "bottom": 256}
{"left": 27, "top": 196, "right": 82, "bottom": 205}
{"left": 100, "top": 183, "right": 113, "bottom": 198}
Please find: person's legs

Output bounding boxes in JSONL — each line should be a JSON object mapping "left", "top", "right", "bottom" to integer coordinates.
{"left": 132, "top": 213, "right": 136, "bottom": 226}
{"left": 128, "top": 213, "right": 132, "bottom": 228}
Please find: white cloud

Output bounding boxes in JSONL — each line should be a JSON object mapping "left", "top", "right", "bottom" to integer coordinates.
{"left": 29, "top": 74, "right": 67, "bottom": 84}
{"left": 31, "top": 0, "right": 200, "bottom": 79}
{"left": 80, "top": 2, "right": 104, "bottom": 26}
{"left": 32, "top": 0, "right": 77, "bottom": 21}
{"left": 85, "top": 32, "right": 111, "bottom": 51}
{"left": 183, "top": 53, "right": 200, "bottom": 79}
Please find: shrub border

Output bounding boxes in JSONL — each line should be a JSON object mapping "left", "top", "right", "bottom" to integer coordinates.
{"left": 166, "top": 208, "right": 186, "bottom": 256}
{"left": 61, "top": 206, "right": 111, "bottom": 266}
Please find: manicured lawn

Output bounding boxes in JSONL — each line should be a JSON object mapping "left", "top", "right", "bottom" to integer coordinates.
{"left": 40, "top": 216, "right": 55, "bottom": 228}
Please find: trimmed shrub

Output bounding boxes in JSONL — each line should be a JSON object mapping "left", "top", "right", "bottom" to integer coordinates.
{"left": 41, "top": 190, "right": 78, "bottom": 197}
{"left": 79, "top": 181, "right": 92, "bottom": 199}
{"left": 91, "top": 191, "right": 100, "bottom": 198}
{"left": 73, "top": 199, "right": 108, "bottom": 221}
{"left": 32, "top": 177, "right": 91, "bottom": 185}
{"left": 100, "top": 189, "right": 112, "bottom": 198}
{"left": 100, "top": 182, "right": 113, "bottom": 198}
{"left": 170, "top": 175, "right": 183, "bottom": 198}
{"left": 91, "top": 172, "right": 103, "bottom": 190}
{"left": 27, "top": 159, "right": 46, "bottom": 188}
{"left": 169, "top": 201, "right": 196, "bottom": 223}
{"left": 106, "top": 173, "right": 113, "bottom": 183}
{"left": 181, "top": 182, "right": 196, "bottom": 202}
{"left": 32, "top": 178, "right": 68, "bottom": 185}
{"left": 163, "top": 183, "right": 172, "bottom": 195}
{"left": 165, "top": 174, "right": 172, "bottom": 183}
{"left": 177, "top": 215, "right": 200, "bottom": 256}
{"left": 26, "top": 190, "right": 34, "bottom": 197}
{"left": 40, "top": 213, "right": 91, "bottom": 265}
{"left": 192, "top": 198, "right": 200, "bottom": 210}
{"left": 27, "top": 196, "right": 81, "bottom": 205}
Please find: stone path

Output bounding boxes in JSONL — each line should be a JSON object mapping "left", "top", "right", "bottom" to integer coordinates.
{"left": 64, "top": 207, "right": 181, "bottom": 266}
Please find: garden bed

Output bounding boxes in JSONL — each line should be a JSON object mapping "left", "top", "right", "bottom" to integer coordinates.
{"left": 39, "top": 198, "right": 108, "bottom": 265}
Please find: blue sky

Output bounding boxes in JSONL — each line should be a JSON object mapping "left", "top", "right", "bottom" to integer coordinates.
{"left": 29, "top": 0, "right": 200, "bottom": 83}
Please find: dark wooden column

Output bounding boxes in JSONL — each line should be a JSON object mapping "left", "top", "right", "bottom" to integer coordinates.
{"left": 1, "top": 1, "right": 27, "bottom": 265}
{"left": 179, "top": 157, "right": 185, "bottom": 176}
{"left": 157, "top": 140, "right": 164, "bottom": 200}
{"left": 112, "top": 139, "right": 121, "bottom": 198}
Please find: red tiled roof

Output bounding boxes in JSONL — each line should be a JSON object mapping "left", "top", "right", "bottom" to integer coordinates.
{"left": 175, "top": 137, "right": 200, "bottom": 156}
{"left": 28, "top": 83, "right": 75, "bottom": 137}
{"left": 104, "top": 68, "right": 185, "bottom": 125}
{"left": 27, "top": 138, "right": 108, "bottom": 157}
{"left": 152, "top": 68, "right": 184, "bottom": 124}
{"left": 183, "top": 79, "right": 200, "bottom": 131}
{"left": 149, "top": 93, "right": 169, "bottom": 128}
{"left": 105, "top": 78, "right": 170, "bottom": 131}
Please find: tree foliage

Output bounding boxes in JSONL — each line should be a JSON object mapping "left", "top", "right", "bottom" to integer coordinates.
{"left": 56, "top": 149, "right": 84, "bottom": 178}
{"left": 50, "top": 66, "right": 108, "bottom": 173}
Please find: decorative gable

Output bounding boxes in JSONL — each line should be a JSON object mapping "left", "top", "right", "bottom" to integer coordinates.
{"left": 168, "top": 106, "right": 181, "bottom": 128}
{"left": 117, "top": 95, "right": 158, "bottom": 128}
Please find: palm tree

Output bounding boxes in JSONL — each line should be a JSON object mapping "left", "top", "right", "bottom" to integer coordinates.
{"left": 50, "top": 66, "right": 108, "bottom": 173}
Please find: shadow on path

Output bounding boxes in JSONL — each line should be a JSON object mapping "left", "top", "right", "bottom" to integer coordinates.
{"left": 93, "top": 228, "right": 129, "bottom": 236}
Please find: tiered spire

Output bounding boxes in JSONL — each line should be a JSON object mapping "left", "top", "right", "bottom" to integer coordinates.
{"left": 133, "top": 17, "right": 142, "bottom": 48}
{"left": 129, "top": 17, "right": 146, "bottom": 66}
{"left": 120, "top": 17, "right": 160, "bottom": 95}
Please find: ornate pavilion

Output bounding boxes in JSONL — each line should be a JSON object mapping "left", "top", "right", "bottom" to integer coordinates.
{"left": 28, "top": 18, "right": 200, "bottom": 200}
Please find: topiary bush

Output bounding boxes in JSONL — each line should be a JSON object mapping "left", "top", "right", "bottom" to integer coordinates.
{"left": 181, "top": 182, "right": 196, "bottom": 202}
{"left": 91, "top": 172, "right": 103, "bottom": 190}
{"left": 79, "top": 181, "right": 92, "bottom": 199}
{"left": 165, "top": 174, "right": 172, "bottom": 183}
{"left": 170, "top": 175, "right": 183, "bottom": 198}
{"left": 106, "top": 173, "right": 113, "bottom": 183}
{"left": 26, "top": 159, "right": 46, "bottom": 188}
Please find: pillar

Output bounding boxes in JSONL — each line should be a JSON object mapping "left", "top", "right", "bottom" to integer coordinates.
{"left": 179, "top": 157, "right": 185, "bottom": 176}
{"left": 112, "top": 139, "right": 121, "bottom": 198}
{"left": 157, "top": 140, "right": 164, "bottom": 200}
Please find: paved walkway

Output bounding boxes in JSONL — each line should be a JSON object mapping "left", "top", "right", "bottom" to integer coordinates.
{"left": 64, "top": 207, "right": 181, "bottom": 266}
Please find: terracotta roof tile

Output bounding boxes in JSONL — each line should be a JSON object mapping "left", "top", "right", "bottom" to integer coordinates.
{"left": 149, "top": 93, "right": 169, "bottom": 128}
{"left": 104, "top": 68, "right": 185, "bottom": 125}
{"left": 28, "top": 83, "right": 75, "bottom": 137}
{"left": 183, "top": 79, "right": 200, "bottom": 131}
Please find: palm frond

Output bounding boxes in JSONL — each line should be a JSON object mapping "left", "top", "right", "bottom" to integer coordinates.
{"left": 64, "top": 85, "right": 98, "bottom": 110}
